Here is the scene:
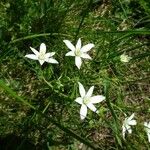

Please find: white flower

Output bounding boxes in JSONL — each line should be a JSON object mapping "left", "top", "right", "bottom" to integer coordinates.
{"left": 144, "top": 121, "right": 150, "bottom": 142}
{"left": 25, "top": 43, "right": 58, "bottom": 65}
{"left": 122, "top": 113, "right": 137, "bottom": 139}
{"left": 63, "top": 38, "right": 94, "bottom": 69}
{"left": 75, "top": 82, "right": 105, "bottom": 120}
{"left": 120, "top": 54, "right": 132, "bottom": 62}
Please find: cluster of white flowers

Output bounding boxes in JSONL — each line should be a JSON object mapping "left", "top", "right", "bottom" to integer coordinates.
{"left": 25, "top": 38, "right": 94, "bottom": 69}
{"left": 25, "top": 39, "right": 105, "bottom": 119}
{"left": 25, "top": 39, "right": 105, "bottom": 118}
{"left": 25, "top": 38, "right": 149, "bottom": 142}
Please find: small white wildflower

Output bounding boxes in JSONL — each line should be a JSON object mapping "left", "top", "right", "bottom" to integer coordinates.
{"left": 120, "top": 54, "right": 132, "bottom": 62}
{"left": 122, "top": 113, "right": 137, "bottom": 139}
{"left": 63, "top": 38, "right": 94, "bottom": 69}
{"left": 25, "top": 43, "right": 58, "bottom": 65}
{"left": 144, "top": 121, "right": 150, "bottom": 142}
{"left": 75, "top": 82, "right": 105, "bottom": 120}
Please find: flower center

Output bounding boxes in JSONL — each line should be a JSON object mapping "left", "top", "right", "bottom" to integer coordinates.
{"left": 38, "top": 53, "right": 45, "bottom": 60}
{"left": 83, "top": 97, "right": 90, "bottom": 105}
{"left": 75, "top": 48, "right": 81, "bottom": 56}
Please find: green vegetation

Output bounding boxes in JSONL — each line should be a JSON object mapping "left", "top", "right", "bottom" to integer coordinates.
{"left": 0, "top": 0, "right": 149, "bottom": 149}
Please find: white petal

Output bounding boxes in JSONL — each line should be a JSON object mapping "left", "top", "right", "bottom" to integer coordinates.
{"left": 63, "top": 40, "right": 75, "bottom": 51}
{"left": 76, "top": 38, "right": 81, "bottom": 50}
{"left": 144, "top": 122, "right": 148, "bottom": 127}
{"left": 90, "top": 95, "right": 105, "bottom": 104}
{"left": 145, "top": 122, "right": 150, "bottom": 134}
{"left": 80, "top": 104, "right": 87, "bottom": 120}
{"left": 86, "top": 86, "right": 94, "bottom": 98}
{"left": 78, "top": 82, "right": 86, "bottom": 98}
{"left": 75, "top": 56, "right": 82, "bottom": 69}
{"left": 128, "top": 113, "right": 135, "bottom": 121}
{"left": 65, "top": 51, "right": 75, "bottom": 56}
{"left": 45, "top": 53, "right": 51, "bottom": 58}
{"left": 122, "top": 126, "right": 126, "bottom": 139}
{"left": 147, "top": 133, "right": 150, "bottom": 143}
{"left": 144, "top": 122, "right": 150, "bottom": 128}
{"left": 75, "top": 97, "right": 83, "bottom": 105}
{"left": 46, "top": 58, "right": 59, "bottom": 64}
{"left": 45, "top": 52, "right": 55, "bottom": 58}
{"left": 30, "top": 47, "right": 39, "bottom": 55}
{"left": 127, "top": 127, "right": 132, "bottom": 134}
{"left": 39, "top": 60, "right": 45, "bottom": 65}
{"left": 81, "top": 43, "right": 94, "bottom": 52}
{"left": 87, "top": 103, "right": 97, "bottom": 112}
{"left": 80, "top": 53, "right": 92, "bottom": 59}
{"left": 25, "top": 54, "right": 38, "bottom": 60}
{"left": 40, "top": 43, "right": 46, "bottom": 54}
{"left": 124, "top": 124, "right": 131, "bottom": 132}
{"left": 128, "top": 120, "right": 137, "bottom": 126}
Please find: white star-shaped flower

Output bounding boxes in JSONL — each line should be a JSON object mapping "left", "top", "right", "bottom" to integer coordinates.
{"left": 75, "top": 82, "right": 105, "bottom": 120}
{"left": 122, "top": 113, "right": 137, "bottom": 139}
{"left": 144, "top": 121, "right": 150, "bottom": 142}
{"left": 63, "top": 38, "right": 94, "bottom": 69}
{"left": 120, "top": 54, "right": 132, "bottom": 63}
{"left": 25, "top": 43, "right": 58, "bottom": 65}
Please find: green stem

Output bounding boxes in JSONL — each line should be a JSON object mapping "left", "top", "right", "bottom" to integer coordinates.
{"left": 10, "top": 33, "right": 72, "bottom": 44}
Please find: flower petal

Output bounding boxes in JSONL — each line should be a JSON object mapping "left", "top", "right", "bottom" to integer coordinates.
{"left": 80, "top": 104, "right": 87, "bottom": 120}
{"left": 46, "top": 58, "right": 59, "bottom": 64}
{"left": 40, "top": 43, "right": 46, "bottom": 54}
{"left": 25, "top": 54, "right": 38, "bottom": 60}
{"left": 80, "top": 53, "right": 92, "bottom": 59}
{"left": 76, "top": 38, "right": 81, "bottom": 50}
{"left": 75, "top": 56, "right": 82, "bottom": 69}
{"left": 128, "top": 120, "right": 137, "bottom": 126}
{"left": 122, "top": 125, "right": 126, "bottom": 139}
{"left": 75, "top": 97, "right": 83, "bottom": 105}
{"left": 127, "top": 127, "right": 132, "bottom": 134}
{"left": 86, "top": 86, "right": 94, "bottom": 98}
{"left": 45, "top": 53, "right": 51, "bottom": 58}
{"left": 45, "top": 52, "right": 55, "bottom": 58}
{"left": 39, "top": 60, "right": 45, "bottom": 65}
{"left": 144, "top": 122, "right": 148, "bottom": 127}
{"left": 81, "top": 43, "right": 94, "bottom": 52}
{"left": 144, "top": 122, "right": 150, "bottom": 130}
{"left": 90, "top": 95, "right": 105, "bottom": 104}
{"left": 30, "top": 47, "right": 39, "bottom": 55}
{"left": 124, "top": 124, "right": 131, "bottom": 131}
{"left": 87, "top": 103, "right": 97, "bottom": 112}
{"left": 78, "top": 82, "right": 86, "bottom": 98}
{"left": 65, "top": 51, "right": 75, "bottom": 56}
{"left": 147, "top": 133, "right": 150, "bottom": 143}
{"left": 127, "top": 113, "right": 135, "bottom": 121}
{"left": 63, "top": 40, "right": 75, "bottom": 51}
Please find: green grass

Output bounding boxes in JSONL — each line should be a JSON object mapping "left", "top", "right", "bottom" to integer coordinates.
{"left": 0, "top": 0, "right": 150, "bottom": 149}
